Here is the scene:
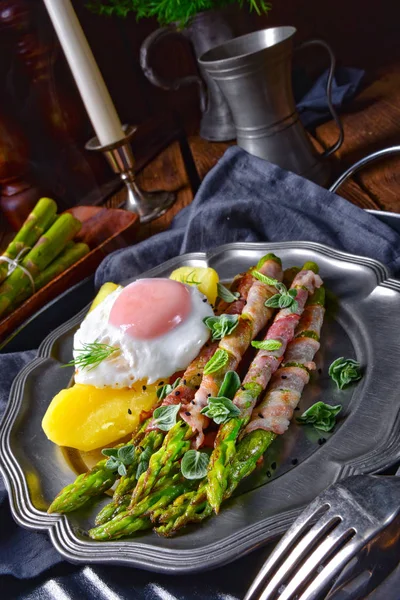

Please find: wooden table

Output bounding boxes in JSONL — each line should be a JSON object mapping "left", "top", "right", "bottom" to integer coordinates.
{"left": 107, "top": 63, "right": 400, "bottom": 243}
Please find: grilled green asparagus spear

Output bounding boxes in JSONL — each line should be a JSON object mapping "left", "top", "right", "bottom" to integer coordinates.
{"left": 89, "top": 473, "right": 195, "bottom": 540}
{"left": 48, "top": 419, "right": 158, "bottom": 514}
{"left": 153, "top": 287, "right": 325, "bottom": 536}
{"left": 130, "top": 254, "right": 283, "bottom": 506}
{"left": 206, "top": 262, "right": 320, "bottom": 513}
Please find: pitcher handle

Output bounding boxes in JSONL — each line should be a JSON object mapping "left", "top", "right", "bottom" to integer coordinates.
{"left": 295, "top": 39, "right": 344, "bottom": 158}
{"left": 140, "top": 26, "right": 207, "bottom": 112}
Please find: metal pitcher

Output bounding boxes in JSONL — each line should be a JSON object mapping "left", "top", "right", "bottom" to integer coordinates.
{"left": 198, "top": 26, "right": 344, "bottom": 186}
{"left": 140, "top": 9, "right": 253, "bottom": 142}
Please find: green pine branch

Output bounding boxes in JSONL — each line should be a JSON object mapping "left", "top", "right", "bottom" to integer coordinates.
{"left": 86, "top": 0, "right": 271, "bottom": 26}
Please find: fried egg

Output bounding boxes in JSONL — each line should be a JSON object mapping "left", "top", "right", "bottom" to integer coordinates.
{"left": 73, "top": 278, "right": 213, "bottom": 388}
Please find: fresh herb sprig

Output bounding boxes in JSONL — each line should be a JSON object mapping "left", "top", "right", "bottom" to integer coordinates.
{"left": 297, "top": 401, "right": 342, "bottom": 432}
{"left": 251, "top": 339, "right": 282, "bottom": 351}
{"left": 179, "top": 270, "right": 201, "bottom": 286}
{"left": 203, "top": 348, "right": 229, "bottom": 375}
{"left": 64, "top": 342, "right": 119, "bottom": 371}
{"left": 217, "top": 283, "right": 240, "bottom": 303}
{"left": 329, "top": 357, "right": 362, "bottom": 390}
{"left": 152, "top": 403, "right": 181, "bottom": 431}
{"left": 87, "top": 0, "right": 272, "bottom": 27}
{"left": 252, "top": 270, "right": 299, "bottom": 313}
{"left": 203, "top": 314, "right": 239, "bottom": 341}
{"left": 102, "top": 444, "right": 136, "bottom": 476}
{"left": 181, "top": 449, "right": 210, "bottom": 479}
{"left": 156, "top": 378, "right": 181, "bottom": 401}
{"left": 201, "top": 371, "right": 241, "bottom": 424}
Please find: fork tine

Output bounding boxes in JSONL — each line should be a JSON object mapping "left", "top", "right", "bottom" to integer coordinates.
{"left": 274, "top": 523, "right": 355, "bottom": 600}
{"left": 244, "top": 503, "right": 334, "bottom": 600}
{"left": 297, "top": 535, "right": 359, "bottom": 600}
{"left": 254, "top": 517, "right": 353, "bottom": 600}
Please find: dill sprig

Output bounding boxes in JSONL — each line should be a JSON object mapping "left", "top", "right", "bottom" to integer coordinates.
{"left": 86, "top": 0, "right": 271, "bottom": 26}
{"left": 180, "top": 270, "right": 201, "bottom": 286}
{"left": 64, "top": 342, "right": 119, "bottom": 371}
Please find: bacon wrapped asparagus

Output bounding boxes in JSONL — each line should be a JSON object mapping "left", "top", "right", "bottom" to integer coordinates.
{"left": 154, "top": 286, "right": 325, "bottom": 536}
{"left": 206, "top": 263, "right": 322, "bottom": 513}
{"left": 129, "top": 254, "right": 283, "bottom": 507}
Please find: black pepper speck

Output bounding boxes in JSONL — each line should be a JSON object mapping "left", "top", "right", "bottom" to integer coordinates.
{"left": 271, "top": 462, "right": 276, "bottom": 470}
{"left": 158, "top": 381, "right": 164, "bottom": 386}
{"left": 127, "top": 408, "right": 132, "bottom": 415}
{"left": 185, "top": 411, "right": 191, "bottom": 416}
{"left": 281, "top": 375, "right": 287, "bottom": 379}
{"left": 175, "top": 391, "right": 180, "bottom": 396}
{"left": 142, "top": 385, "right": 146, "bottom": 391}
{"left": 292, "top": 458, "right": 298, "bottom": 466}
{"left": 318, "top": 438, "right": 326, "bottom": 445}
{"left": 258, "top": 413, "right": 264, "bottom": 419}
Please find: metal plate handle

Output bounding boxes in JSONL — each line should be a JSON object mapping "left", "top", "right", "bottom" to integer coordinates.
{"left": 296, "top": 39, "right": 345, "bottom": 158}
{"left": 140, "top": 26, "right": 207, "bottom": 112}
{"left": 329, "top": 145, "right": 400, "bottom": 193}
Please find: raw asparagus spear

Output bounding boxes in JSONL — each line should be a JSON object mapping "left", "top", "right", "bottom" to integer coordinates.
{"left": 0, "top": 213, "right": 81, "bottom": 317}
{"left": 0, "top": 197, "right": 57, "bottom": 284}
{"left": 206, "top": 262, "right": 321, "bottom": 513}
{"left": 9, "top": 242, "right": 90, "bottom": 313}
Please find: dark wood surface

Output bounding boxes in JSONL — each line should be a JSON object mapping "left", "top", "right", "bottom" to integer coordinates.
{"left": 103, "top": 62, "right": 400, "bottom": 244}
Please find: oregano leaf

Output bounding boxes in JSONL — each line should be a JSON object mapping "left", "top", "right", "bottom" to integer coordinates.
{"left": 181, "top": 450, "right": 209, "bottom": 480}
{"left": 153, "top": 403, "right": 181, "bottom": 431}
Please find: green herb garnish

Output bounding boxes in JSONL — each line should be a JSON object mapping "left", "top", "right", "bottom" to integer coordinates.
{"left": 329, "top": 357, "right": 362, "bottom": 389}
{"left": 156, "top": 378, "right": 181, "bottom": 401}
{"left": 152, "top": 403, "right": 181, "bottom": 431}
{"left": 201, "top": 396, "right": 240, "bottom": 424}
{"left": 203, "top": 314, "right": 239, "bottom": 341}
{"left": 135, "top": 445, "right": 152, "bottom": 480}
{"left": 252, "top": 271, "right": 299, "bottom": 313}
{"left": 102, "top": 444, "right": 136, "bottom": 477}
{"left": 179, "top": 270, "right": 201, "bottom": 286}
{"left": 265, "top": 283, "right": 299, "bottom": 313}
{"left": 217, "top": 283, "right": 240, "bottom": 303}
{"left": 64, "top": 341, "right": 119, "bottom": 371}
{"left": 251, "top": 339, "right": 282, "bottom": 351}
{"left": 204, "top": 349, "right": 229, "bottom": 375}
{"left": 201, "top": 370, "right": 241, "bottom": 425}
{"left": 297, "top": 401, "right": 342, "bottom": 432}
{"left": 252, "top": 270, "right": 280, "bottom": 287}
{"left": 181, "top": 449, "right": 209, "bottom": 480}
{"left": 218, "top": 370, "right": 241, "bottom": 399}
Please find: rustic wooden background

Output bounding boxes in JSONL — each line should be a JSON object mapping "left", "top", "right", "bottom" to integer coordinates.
{"left": 0, "top": 0, "right": 399, "bottom": 219}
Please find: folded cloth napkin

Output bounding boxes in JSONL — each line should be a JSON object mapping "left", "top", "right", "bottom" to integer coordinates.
{"left": 295, "top": 66, "right": 365, "bottom": 129}
{"left": 2, "top": 146, "right": 400, "bottom": 581}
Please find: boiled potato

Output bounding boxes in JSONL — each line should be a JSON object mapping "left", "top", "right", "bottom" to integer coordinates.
{"left": 169, "top": 266, "right": 219, "bottom": 304}
{"left": 89, "top": 282, "right": 120, "bottom": 313}
{"left": 42, "top": 381, "right": 160, "bottom": 451}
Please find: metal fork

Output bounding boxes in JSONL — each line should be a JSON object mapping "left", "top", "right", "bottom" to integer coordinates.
{"left": 244, "top": 473, "right": 400, "bottom": 600}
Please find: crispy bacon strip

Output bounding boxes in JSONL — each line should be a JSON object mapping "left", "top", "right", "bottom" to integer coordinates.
{"left": 147, "top": 270, "right": 254, "bottom": 431}
{"left": 233, "top": 269, "right": 322, "bottom": 421}
{"left": 182, "top": 256, "right": 284, "bottom": 447}
{"left": 243, "top": 291, "right": 325, "bottom": 436}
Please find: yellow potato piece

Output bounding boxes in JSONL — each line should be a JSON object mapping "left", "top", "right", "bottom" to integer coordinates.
{"left": 169, "top": 266, "right": 219, "bottom": 304}
{"left": 89, "top": 282, "right": 120, "bottom": 313}
{"left": 42, "top": 381, "right": 159, "bottom": 451}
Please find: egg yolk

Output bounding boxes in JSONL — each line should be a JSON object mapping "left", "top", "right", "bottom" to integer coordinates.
{"left": 109, "top": 278, "right": 191, "bottom": 340}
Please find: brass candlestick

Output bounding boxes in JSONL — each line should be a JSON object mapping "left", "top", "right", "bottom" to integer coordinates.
{"left": 86, "top": 125, "right": 176, "bottom": 223}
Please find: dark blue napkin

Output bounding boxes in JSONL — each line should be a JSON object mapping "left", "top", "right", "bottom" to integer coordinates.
{"left": 2, "top": 146, "right": 400, "bottom": 586}
{"left": 295, "top": 66, "right": 365, "bottom": 129}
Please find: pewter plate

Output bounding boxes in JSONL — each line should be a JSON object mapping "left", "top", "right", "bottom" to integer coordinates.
{"left": 1, "top": 241, "right": 400, "bottom": 573}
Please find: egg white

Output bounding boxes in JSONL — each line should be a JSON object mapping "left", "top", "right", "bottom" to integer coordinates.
{"left": 73, "top": 281, "right": 214, "bottom": 388}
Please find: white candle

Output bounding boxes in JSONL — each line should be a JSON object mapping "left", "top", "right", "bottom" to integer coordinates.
{"left": 43, "top": 0, "right": 125, "bottom": 146}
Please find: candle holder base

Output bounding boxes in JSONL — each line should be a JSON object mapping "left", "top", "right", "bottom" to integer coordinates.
{"left": 86, "top": 125, "right": 176, "bottom": 223}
